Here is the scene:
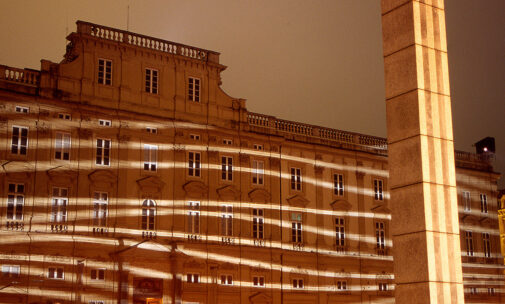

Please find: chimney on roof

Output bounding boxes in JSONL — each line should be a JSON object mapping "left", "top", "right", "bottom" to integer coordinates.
{"left": 474, "top": 137, "right": 495, "bottom": 154}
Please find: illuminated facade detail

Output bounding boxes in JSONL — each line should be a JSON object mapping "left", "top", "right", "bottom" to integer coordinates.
{"left": 15, "top": 106, "right": 29, "bottom": 113}
{"left": 0, "top": 20, "right": 502, "bottom": 304}
{"left": 48, "top": 267, "right": 64, "bottom": 280}
{"left": 1, "top": 265, "right": 20, "bottom": 278}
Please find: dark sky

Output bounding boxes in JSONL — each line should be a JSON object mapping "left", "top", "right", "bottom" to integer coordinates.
{"left": 0, "top": 0, "right": 503, "bottom": 187}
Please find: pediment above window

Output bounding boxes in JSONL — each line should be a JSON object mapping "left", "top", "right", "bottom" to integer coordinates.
{"left": 88, "top": 169, "right": 116, "bottom": 188}
{"left": 46, "top": 168, "right": 78, "bottom": 185}
{"left": 249, "top": 292, "right": 272, "bottom": 304}
{"left": 286, "top": 194, "right": 309, "bottom": 208}
{"left": 183, "top": 180, "right": 208, "bottom": 199}
{"left": 137, "top": 176, "right": 165, "bottom": 194}
{"left": 330, "top": 199, "right": 352, "bottom": 211}
{"left": 220, "top": 262, "right": 238, "bottom": 271}
{"left": 479, "top": 216, "right": 496, "bottom": 228}
{"left": 461, "top": 214, "right": 479, "bottom": 224}
{"left": 217, "top": 185, "right": 240, "bottom": 201}
{"left": 370, "top": 203, "right": 390, "bottom": 215}
{"left": 248, "top": 188, "right": 271, "bottom": 203}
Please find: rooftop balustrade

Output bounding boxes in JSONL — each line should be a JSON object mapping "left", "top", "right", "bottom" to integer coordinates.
{"left": 0, "top": 65, "right": 40, "bottom": 86}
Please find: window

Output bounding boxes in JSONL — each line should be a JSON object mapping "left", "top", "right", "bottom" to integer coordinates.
{"left": 146, "top": 127, "right": 157, "bottom": 134}
{"left": 98, "top": 119, "right": 111, "bottom": 127}
{"left": 252, "top": 209, "right": 264, "bottom": 239}
{"left": 48, "top": 267, "right": 64, "bottom": 279}
{"left": 145, "top": 68, "right": 158, "bottom": 94}
{"left": 334, "top": 174, "right": 344, "bottom": 196}
{"left": 1, "top": 265, "right": 20, "bottom": 278}
{"left": 253, "top": 144, "right": 263, "bottom": 151}
{"left": 188, "top": 152, "right": 201, "bottom": 177}
{"left": 15, "top": 106, "right": 28, "bottom": 113}
{"left": 292, "top": 278, "right": 304, "bottom": 289}
{"left": 92, "top": 192, "right": 108, "bottom": 227}
{"left": 188, "top": 77, "right": 200, "bottom": 102}
{"left": 89, "top": 301, "right": 105, "bottom": 304}
{"left": 95, "top": 139, "right": 111, "bottom": 166}
{"left": 51, "top": 187, "right": 68, "bottom": 230}
{"left": 6, "top": 183, "right": 24, "bottom": 221}
{"left": 252, "top": 160, "right": 264, "bottom": 185}
{"left": 98, "top": 59, "right": 112, "bottom": 85}
{"left": 222, "top": 139, "right": 232, "bottom": 145}
{"left": 291, "top": 213, "right": 302, "bottom": 243}
{"left": 187, "top": 201, "right": 200, "bottom": 234}
{"left": 463, "top": 191, "right": 471, "bottom": 212}
{"left": 190, "top": 134, "right": 200, "bottom": 140}
{"left": 375, "top": 222, "right": 386, "bottom": 253}
{"left": 482, "top": 233, "right": 491, "bottom": 258}
{"left": 186, "top": 273, "right": 199, "bottom": 283}
{"left": 378, "top": 282, "right": 388, "bottom": 291}
{"left": 58, "top": 113, "right": 71, "bottom": 120}
{"left": 469, "top": 287, "right": 477, "bottom": 295}
{"left": 11, "top": 126, "right": 28, "bottom": 155}
{"left": 335, "top": 217, "right": 345, "bottom": 249}
{"left": 290, "top": 168, "right": 302, "bottom": 191}
{"left": 221, "top": 205, "right": 233, "bottom": 237}
{"left": 336, "top": 280, "right": 347, "bottom": 291}
{"left": 480, "top": 194, "right": 488, "bottom": 213}
{"left": 220, "top": 274, "right": 233, "bottom": 285}
{"left": 221, "top": 156, "right": 233, "bottom": 181}
{"left": 488, "top": 288, "right": 495, "bottom": 295}
{"left": 374, "top": 179, "right": 384, "bottom": 201}
{"left": 465, "top": 231, "right": 474, "bottom": 256}
{"left": 91, "top": 268, "right": 105, "bottom": 281}
{"left": 253, "top": 276, "right": 265, "bottom": 287}
{"left": 55, "top": 132, "right": 71, "bottom": 160}
{"left": 141, "top": 200, "right": 156, "bottom": 231}
{"left": 143, "top": 144, "right": 158, "bottom": 171}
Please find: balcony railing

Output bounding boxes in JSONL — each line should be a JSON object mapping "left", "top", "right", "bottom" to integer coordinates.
{"left": 0, "top": 65, "right": 40, "bottom": 86}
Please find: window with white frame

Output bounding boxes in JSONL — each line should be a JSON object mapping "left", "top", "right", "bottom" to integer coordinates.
{"left": 252, "top": 160, "right": 264, "bottom": 185}
{"left": 11, "top": 126, "right": 28, "bottom": 155}
{"left": 141, "top": 200, "right": 156, "bottom": 231}
{"left": 220, "top": 205, "right": 233, "bottom": 237}
{"left": 463, "top": 191, "right": 471, "bottom": 212}
{"left": 92, "top": 192, "right": 108, "bottom": 227}
{"left": 188, "top": 152, "right": 201, "bottom": 177}
{"left": 1, "top": 265, "right": 20, "bottom": 278}
{"left": 480, "top": 194, "right": 488, "bottom": 213}
{"left": 15, "top": 106, "right": 28, "bottom": 113}
{"left": 290, "top": 168, "right": 302, "bottom": 191}
{"left": 222, "top": 139, "right": 232, "bottom": 145}
{"left": 143, "top": 144, "right": 158, "bottom": 171}
{"left": 374, "top": 179, "right": 384, "bottom": 201}
{"left": 253, "top": 144, "right": 263, "bottom": 151}
{"left": 90, "top": 268, "right": 105, "bottom": 281}
{"left": 58, "top": 113, "right": 71, "bottom": 120}
{"left": 98, "top": 119, "right": 111, "bottom": 127}
{"left": 465, "top": 230, "right": 474, "bottom": 256}
{"left": 51, "top": 187, "right": 68, "bottom": 227}
{"left": 483, "top": 233, "right": 491, "bottom": 258}
{"left": 334, "top": 173, "right": 344, "bottom": 196}
{"left": 6, "top": 183, "right": 24, "bottom": 221}
{"left": 187, "top": 201, "right": 200, "bottom": 234}
{"left": 145, "top": 68, "right": 158, "bottom": 94}
{"left": 221, "top": 156, "right": 233, "bottom": 181}
{"left": 89, "top": 301, "right": 105, "bottom": 304}
{"left": 146, "top": 127, "right": 157, "bottom": 134}
{"left": 55, "top": 132, "right": 71, "bottom": 161}
{"left": 292, "top": 278, "right": 304, "bottom": 289}
{"left": 220, "top": 274, "right": 233, "bottom": 285}
{"left": 95, "top": 139, "right": 111, "bottom": 166}
{"left": 48, "top": 267, "right": 64, "bottom": 279}
{"left": 291, "top": 213, "right": 302, "bottom": 244}
{"left": 186, "top": 273, "right": 199, "bottom": 283}
{"left": 188, "top": 77, "right": 200, "bottom": 102}
{"left": 98, "top": 59, "right": 112, "bottom": 85}
{"left": 253, "top": 276, "right": 265, "bottom": 287}
{"left": 336, "top": 280, "right": 347, "bottom": 291}
{"left": 378, "top": 282, "right": 388, "bottom": 291}
{"left": 252, "top": 208, "right": 264, "bottom": 239}
{"left": 335, "top": 217, "right": 345, "bottom": 248}
{"left": 189, "top": 134, "right": 200, "bottom": 140}
{"left": 375, "top": 221, "right": 386, "bottom": 252}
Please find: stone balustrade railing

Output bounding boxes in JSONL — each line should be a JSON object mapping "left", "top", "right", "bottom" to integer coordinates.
{"left": 76, "top": 21, "right": 218, "bottom": 62}
{"left": 0, "top": 65, "right": 40, "bottom": 86}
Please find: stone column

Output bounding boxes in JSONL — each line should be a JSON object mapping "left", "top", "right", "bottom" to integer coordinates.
{"left": 381, "top": 1, "right": 464, "bottom": 303}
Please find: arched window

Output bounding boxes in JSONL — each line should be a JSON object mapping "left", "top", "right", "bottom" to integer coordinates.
{"left": 141, "top": 199, "right": 156, "bottom": 230}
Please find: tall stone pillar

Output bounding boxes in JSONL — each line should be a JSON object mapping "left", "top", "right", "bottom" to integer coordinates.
{"left": 381, "top": 1, "right": 464, "bottom": 303}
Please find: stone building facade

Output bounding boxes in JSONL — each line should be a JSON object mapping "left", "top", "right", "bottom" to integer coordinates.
{"left": 0, "top": 21, "right": 502, "bottom": 304}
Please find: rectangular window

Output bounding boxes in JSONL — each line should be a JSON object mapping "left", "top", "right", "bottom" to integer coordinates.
{"left": 15, "top": 106, "right": 29, "bottom": 113}
{"left": 488, "top": 288, "right": 495, "bottom": 295}
{"left": 480, "top": 194, "right": 488, "bottom": 213}
{"left": 374, "top": 179, "right": 384, "bottom": 201}
{"left": 98, "top": 59, "right": 112, "bottom": 85}
{"left": 146, "top": 127, "right": 157, "bottom": 134}
{"left": 96, "top": 139, "right": 111, "bottom": 166}
{"left": 55, "top": 132, "right": 71, "bottom": 160}
{"left": 336, "top": 280, "right": 347, "bottom": 291}
{"left": 188, "top": 77, "right": 200, "bottom": 102}
{"left": 253, "top": 144, "right": 263, "bottom": 151}
{"left": 1, "top": 265, "right": 20, "bottom": 278}
{"left": 187, "top": 201, "right": 200, "bottom": 234}
{"left": 143, "top": 144, "right": 158, "bottom": 171}
{"left": 334, "top": 174, "right": 344, "bottom": 196}
{"left": 220, "top": 205, "right": 233, "bottom": 236}
{"left": 222, "top": 139, "right": 232, "bottom": 145}
{"left": 291, "top": 213, "right": 302, "bottom": 243}
{"left": 58, "top": 113, "right": 71, "bottom": 120}
{"left": 483, "top": 233, "right": 491, "bottom": 258}
{"left": 221, "top": 156, "right": 233, "bottom": 181}
{"left": 292, "top": 278, "right": 304, "bottom": 289}
{"left": 6, "top": 183, "right": 24, "bottom": 221}
{"left": 220, "top": 274, "right": 233, "bottom": 285}
{"left": 465, "top": 231, "right": 474, "bottom": 256}
{"left": 252, "top": 209, "right": 264, "bottom": 239}
{"left": 93, "top": 192, "right": 108, "bottom": 227}
{"left": 48, "top": 267, "right": 64, "bottom": 279}
{"left": 51, "top": 188, "right": 68, "bottom": 229}
{"left": 186, "top": 273, "right": 199, "bottom": 283}
{"left": 375, "top": 222, "right": 386, "bottom": 251}
{"left": 188, "top": 152, "right": 201, "bottom": 177}
{"left": 252, "top": 160, "right": 264, "bottom": 185}
{"left": 290, "top": 168, "right": 302, "bottom": 191}
{"left": 91, "top": 268, "right": 105, "bottom": 281}
{"left": 190, "top": 134, "right": 200, "bottom": 140}
{"left": 145, "top": 68, "right": 158, "bottom": 94}
{"left": 11, "top": 126, "right": 28, "bottom": 155}
{"left": 335, "top": 217, "right": 345, "bottom": 248}
{"left": 98, "top": 119, "right": 111, "bottom": 127}
{"left": 253, "top": 276, "right": 265, "bottom": 287}
{"left": 89, "top": 301, "right": 105, "bottom": 304}
{"left": 463, "top": 191, "right": 471, "bottom": 212}
{"left": 379, "top": 282, "right": 388, "bottom": 291}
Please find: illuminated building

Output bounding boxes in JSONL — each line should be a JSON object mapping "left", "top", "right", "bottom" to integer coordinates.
{"left": 0, "top": 21, "right": 502, "bottom": 304}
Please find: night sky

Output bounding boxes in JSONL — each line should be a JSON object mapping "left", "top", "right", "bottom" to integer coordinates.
{"left": 0, "top": 0, "right": 503, "bottom": 187}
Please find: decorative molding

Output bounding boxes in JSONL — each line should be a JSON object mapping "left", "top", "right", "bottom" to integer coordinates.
{"left": 286, "top": 194, "right": 310, "bottom": 208}
{"left": 183, "top": 180, "right": 208, "bottom": 199}
{"left": 217, "top": 185, "right": 240, "bottom": 201}
{"left": 248, "top": 188, "right": 271, "bottom": 203}
{"left": 249, "top": 292, "right": 272, "bottom": 304}
{"left": 137, "top": 176, "right": 165, "bottom": 194}
{"left": 46, "top": 168, "right": 78, "bottom": 185}
{"left": 330, "top": 199, "right": 352, "bottom": 211}
{"left": 88, "top": 169, "right": 117, "bottom": 190}
{"left": 370, "top": 203, "right": 390, "bottom": 215}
